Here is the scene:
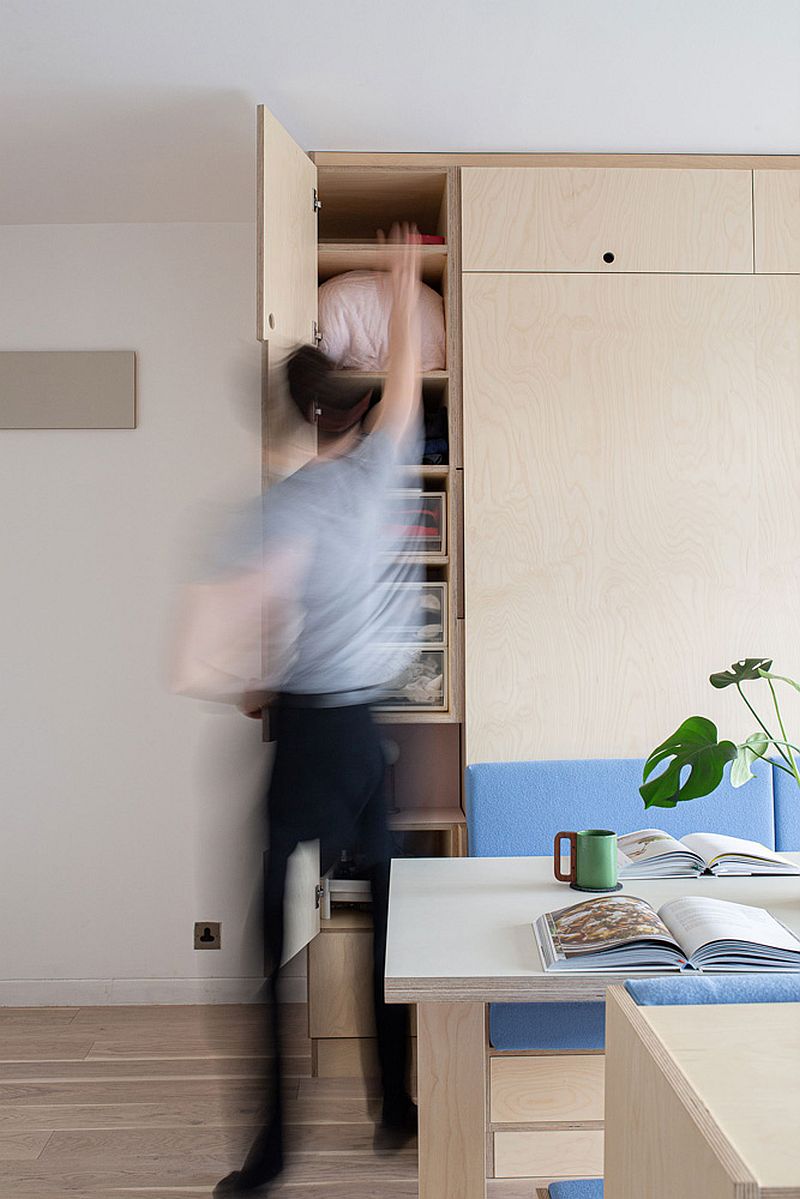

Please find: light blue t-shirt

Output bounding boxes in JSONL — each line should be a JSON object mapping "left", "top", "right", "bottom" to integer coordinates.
{"left": 219, "top": 428, "right": 422, "bottom": 696}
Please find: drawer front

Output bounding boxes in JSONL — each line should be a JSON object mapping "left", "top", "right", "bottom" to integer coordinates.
{"left": 462, "top": 167, "right": 753, "bottom": 273}
{"left": 491, "top": 1054, "right": 604, "bottom": 1123}
{"left": 494, "top": 1129, "right": 604, "bottom": 1179}
{"left": 308, "top": 928, "right": 375, "bottom": 1039}
{"left": 755, "top": 170, "right": 800, "bottom": 272}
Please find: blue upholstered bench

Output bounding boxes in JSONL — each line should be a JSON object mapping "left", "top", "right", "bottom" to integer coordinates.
{"left": 465, "top": 756, "right": 795, "bottom": 1050}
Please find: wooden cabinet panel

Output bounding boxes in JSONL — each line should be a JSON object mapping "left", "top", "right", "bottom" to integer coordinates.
{"left": 462, "top": 167, "right": 752, "bottom": 273}
{"left": 257, "top": 105, "right": 318, "bottom": 344}
{"left": 493, "top": 1129, "right": 604, "bottom": 1179}
{"left": 463, "top": 273, "right": 762, "bottom": 764}
{"left": 755, "top": 169, "right": 800, "bottom": 272}
{"left": 490, "top": 1054, "right": 604, "bottom": 1124}
{"left": 308, "top": 924, "right": 375, "bottom": 1039}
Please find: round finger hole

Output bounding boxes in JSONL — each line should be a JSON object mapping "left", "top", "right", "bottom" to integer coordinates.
{"left": 602, "top": 251, "right": 615, "bottom": 264}
{"left": 268, "top": 312, "right": 276, "bottom": 330}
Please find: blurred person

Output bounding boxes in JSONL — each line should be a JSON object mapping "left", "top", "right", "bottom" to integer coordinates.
{"left": 172, "top": 227, "right": 423, "bottom": 1197}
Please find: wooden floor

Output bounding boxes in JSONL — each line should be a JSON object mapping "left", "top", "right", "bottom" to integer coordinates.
{"left": 0, "top": 1003, "right": 535, "bottom": 1199}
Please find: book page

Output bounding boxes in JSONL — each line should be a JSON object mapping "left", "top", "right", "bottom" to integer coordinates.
{"left": 618, "top": 828, "right": 685, "bottom": 865}
{"left": 546, "top": 894, "right": 679, "bottom": 958}
{"left": 680, "top": 832, "right": 795, "bottom": 869}
{"left": 659, "top": 895, "right": 800, "bottom": 959}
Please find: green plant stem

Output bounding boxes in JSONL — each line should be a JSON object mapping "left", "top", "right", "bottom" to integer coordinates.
{"left": 735, "top": 683, "right": 793, "bottom": 769}
{"left": 742, "top": 740, "right": 799, "bottom": 777}
{"left": 767, "top": 679, "right": 800, "bottom": 785}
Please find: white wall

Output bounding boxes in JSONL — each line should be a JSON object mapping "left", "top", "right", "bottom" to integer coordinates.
{"left": 0, "top": 221, "right": 303, "bottom": 1003}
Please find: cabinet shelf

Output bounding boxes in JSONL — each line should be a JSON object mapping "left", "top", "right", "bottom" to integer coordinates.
{"left": 318, "top": 241, "right": 447, "bottom": 285}
{"left": 389, "top": 806, "right": 466, "bottom": 831}
{"left": 333, "top": 369, "right": 449, "bottom": 395}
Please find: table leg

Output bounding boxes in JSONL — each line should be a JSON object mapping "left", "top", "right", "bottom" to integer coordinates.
{"left": 417, "top": 1002, "right": 486, "bottom": 1199}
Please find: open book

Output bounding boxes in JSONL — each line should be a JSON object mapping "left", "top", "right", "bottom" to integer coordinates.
{"left": 534, "top": 893, "right": 800, "bottom": 973}
{"left": 617, "top": 830, "right": 800, "bottom": 879}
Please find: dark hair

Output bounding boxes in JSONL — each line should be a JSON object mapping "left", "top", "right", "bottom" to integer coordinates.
{"left": 286, "top": 345, "right": 375, "bottom": 434}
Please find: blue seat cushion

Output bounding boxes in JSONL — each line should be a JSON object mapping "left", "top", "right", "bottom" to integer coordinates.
{"left": 468, "top": 757, "right": 777, "bottom": 1049}
{"left": 626, "top": 974, "right": 800, "bottom": 1006}
{"left": 549, "top": 1181, "right": 603, "bottom": 1199}
{"left": 490, "top": 1001, "right": 606, "bottom": 1051}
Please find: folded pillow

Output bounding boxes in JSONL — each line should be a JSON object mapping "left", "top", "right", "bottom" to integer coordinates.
{"left": 318, "top": 270, "right": 446, "bottom": 372}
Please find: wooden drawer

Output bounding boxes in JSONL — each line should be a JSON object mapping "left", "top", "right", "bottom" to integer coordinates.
{"left": 491, "top": 1054, "right": 604, "bottom": 1124}
{"left": 494, "top": 1129, "right": 604, "bottom": 1180}
{"left": 755, "top": 170, "right": 800, "bottom": 272}
{"left": 461, "top": 167, "right": 752, "bottom": 273}
{"left": 308, "top": 921, "right": 375, "bottom": 1039}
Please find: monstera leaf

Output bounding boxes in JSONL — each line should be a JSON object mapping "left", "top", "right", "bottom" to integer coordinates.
{"left": 730, "top": 731, "right": 769, "bottom": 788}
{"left": 709, "top": 659, "right": 773, "bottom": 689}
{"left": 640, "top": 717, "right": 737, "bottom": 809}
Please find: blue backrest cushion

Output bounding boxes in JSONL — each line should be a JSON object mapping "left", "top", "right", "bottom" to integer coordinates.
{"left": 626, "top": 974, "right": 800, "bottom": 1006}
{"left": 466, "top": 757, "right": 775, "bottom": 858}
{"left": 773, "top": 765, "right": 800, "bottom": 851}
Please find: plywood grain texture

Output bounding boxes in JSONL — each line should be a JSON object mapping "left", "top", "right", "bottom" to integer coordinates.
{"left": 755, "top": 170, "right": 800, "bottom": 273}
{"left": 461, "top": 271, "right": 787, "bottom": 763}
{"left": 462, "top": 167, "right": 753, "bottom": 273}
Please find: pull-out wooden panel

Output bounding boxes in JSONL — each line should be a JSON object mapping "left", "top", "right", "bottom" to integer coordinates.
{"left": 491, "top": 1055, "right": 604, "bottom": 1124}
{"left": 755, "top": 169, "right": 800, "bottom": 272}
{"left": 462, "top": 167, "right": 753, "bottom": 273}
{"left": 308, "top": 919, "right": 375, "bottom": 1040}
{"left": 493, "top": 1129, "right": 604, "bottom": 1179}
{"left": 463, "top": 273, "right": 762, "bottom": 763}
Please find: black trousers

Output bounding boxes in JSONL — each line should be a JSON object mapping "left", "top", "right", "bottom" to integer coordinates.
{"left": 238, "top": 700, "right": 409, "bottom": 1185}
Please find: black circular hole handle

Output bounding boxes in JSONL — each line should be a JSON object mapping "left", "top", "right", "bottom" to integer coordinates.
{"left": 602, "top": 251, "right": 615, "bottom": 264}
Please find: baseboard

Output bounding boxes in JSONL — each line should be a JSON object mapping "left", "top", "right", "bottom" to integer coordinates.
{"left": 0, "top": 976, "right": 307, "bottom": 1006}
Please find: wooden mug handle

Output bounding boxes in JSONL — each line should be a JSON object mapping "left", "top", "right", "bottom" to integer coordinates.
{"left": 553, "top": 831, "right": 578, "bottom": 883}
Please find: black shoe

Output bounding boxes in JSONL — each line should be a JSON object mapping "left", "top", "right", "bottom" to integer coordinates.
{"left": 213, "top": 1170, "right": 274, "bottom": 1196}
{"left": 373, "top": 1095, "right": 418, "bottom": 1152}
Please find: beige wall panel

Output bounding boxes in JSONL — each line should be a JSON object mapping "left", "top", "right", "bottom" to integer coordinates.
{"left": 463, "top": 273, "right": 767, "bottom": 764}
{"left": 490, "top": 1055, "right": 604, "bottom": 1124}
{"left": 308, "top": 928, "right": 375, "bottom": 1039}
{"left": 493, "top": 1129, "right": 604, "bottom": 1179}
{"left": 755, "top": 170, "right": 800, "bottom": 273}
{"left": 462, "top": 168, "right": 753, "bottom": 273}
{"left": 0, "top": 351, "right": 135, "bottom": 429}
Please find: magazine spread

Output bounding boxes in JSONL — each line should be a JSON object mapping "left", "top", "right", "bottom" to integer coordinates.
{"left": 534, "top": 893, "right": 800, "bottom": 973}
{"left": 617, "top": 829, "right": 800, "bottom": 879}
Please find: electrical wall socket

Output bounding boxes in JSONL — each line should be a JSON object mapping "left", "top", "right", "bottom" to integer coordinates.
{"left": 194, "top": 921, "right": 221, "bottom": 950}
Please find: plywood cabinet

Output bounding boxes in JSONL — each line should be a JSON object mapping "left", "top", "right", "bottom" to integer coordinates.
{"left": 462, "top": 167, "right": 753, "bottom": 273}
{"left": 463, "top": 272, "right": 760, "bottom": 764}
{"left": 754, "top": 169, "right": 800, "bottom": 272}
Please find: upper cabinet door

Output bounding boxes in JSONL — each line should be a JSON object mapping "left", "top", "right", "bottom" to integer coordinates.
{"left": 754, "top": 170, "right": 800, "bottom": 273}
{"left": 257, "top": 105, "right": 318, "bottom": 344}
{"left": 461, "top": 167, "right": 753, "bottom": 274}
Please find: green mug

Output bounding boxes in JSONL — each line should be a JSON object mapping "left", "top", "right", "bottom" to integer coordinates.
{"left": 553, "top": 829, "right": 619, "bottom": 891}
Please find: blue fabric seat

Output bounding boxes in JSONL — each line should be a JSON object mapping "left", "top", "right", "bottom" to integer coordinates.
{"left": 625, "top": 974, "right": 800, "bottom": 1006}
{"left": 465, "top": 756, "right": 784, "bottom": 1050}
{"left": 548, "top": 1181, "right": 603, "bottom": 1199}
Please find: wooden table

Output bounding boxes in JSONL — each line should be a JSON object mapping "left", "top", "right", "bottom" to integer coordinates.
{"left": 605, "top": 986, "right": 800, "bottom": 1198}
{"left": 385, "top": 854, "right": 800, "bottom": 1199}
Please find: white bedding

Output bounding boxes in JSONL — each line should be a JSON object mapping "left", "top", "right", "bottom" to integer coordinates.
{"left": 318, "top": 270, "right": 446, "bottom": 371}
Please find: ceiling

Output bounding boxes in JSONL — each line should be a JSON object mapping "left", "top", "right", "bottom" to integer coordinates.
{"left": 2, "top": 0, "right": 799, "bottom": 224}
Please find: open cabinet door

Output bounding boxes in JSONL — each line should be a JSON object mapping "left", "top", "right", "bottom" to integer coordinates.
{"left": 257, "top": 105, "right": 321, "bottom": 964}
{"left": 257, "top": 104, "right": 319, "bottom": 481}
{"left": 281, "top": 839, "right": 321, "bottom": 967}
